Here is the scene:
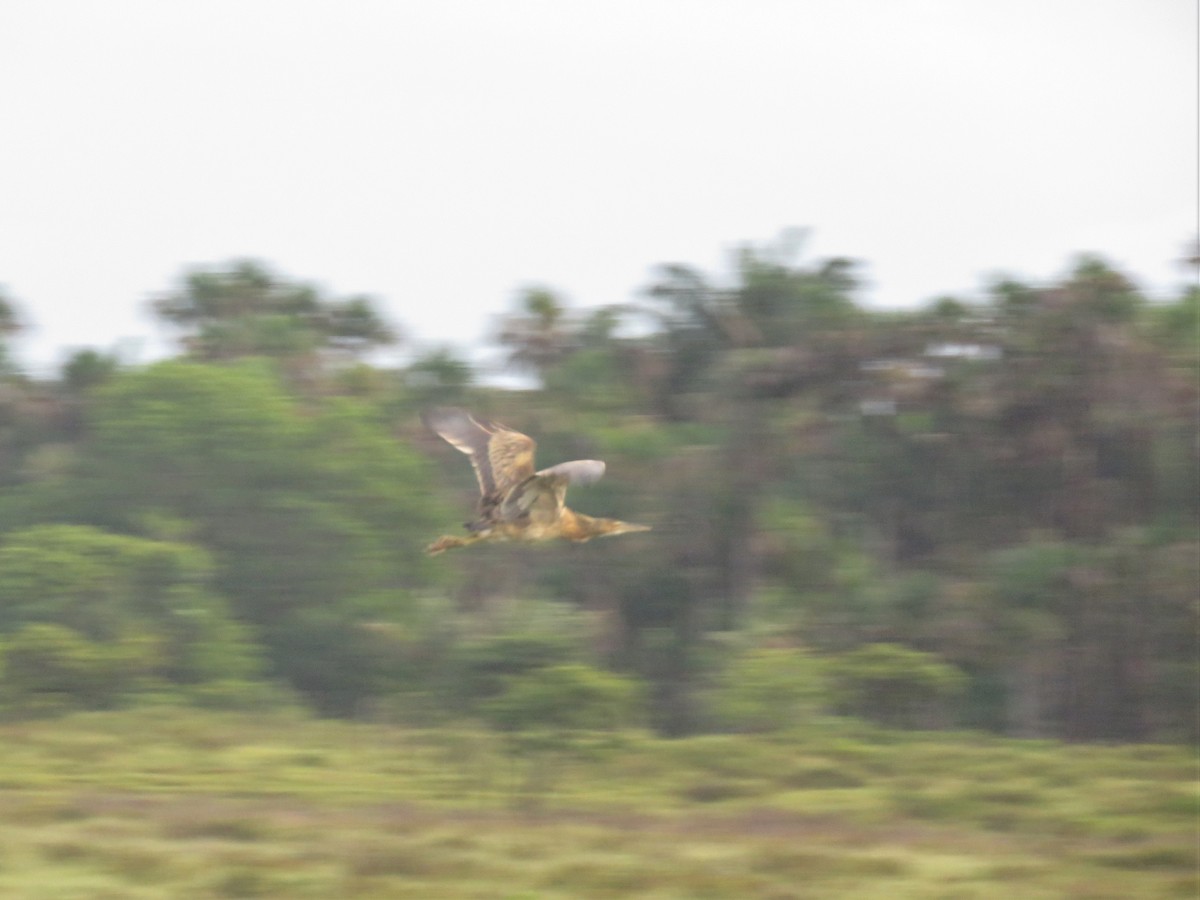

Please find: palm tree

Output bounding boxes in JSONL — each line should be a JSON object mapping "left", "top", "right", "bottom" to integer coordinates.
{"left": 495, "top": 287, "right": 575, "bottom": 382}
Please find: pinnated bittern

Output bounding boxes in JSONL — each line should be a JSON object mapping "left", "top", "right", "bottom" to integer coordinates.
{"left": 422, "top": 408, "right": 650, "bottom": 555}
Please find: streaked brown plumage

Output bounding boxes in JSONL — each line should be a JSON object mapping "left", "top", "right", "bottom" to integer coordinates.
{"left": 422, "top": 408, "right": 650, "bottom": 555}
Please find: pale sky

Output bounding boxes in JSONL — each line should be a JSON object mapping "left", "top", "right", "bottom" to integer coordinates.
{"left": 1, "top": 0, "right": 1195, "bottom": 375}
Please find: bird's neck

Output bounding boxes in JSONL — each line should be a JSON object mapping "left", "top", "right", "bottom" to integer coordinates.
{"left": 561, "top": 509, "right": 602, "bottom": 540}
{"left": 562, "top": 509, "right": 628, "bottom": 541}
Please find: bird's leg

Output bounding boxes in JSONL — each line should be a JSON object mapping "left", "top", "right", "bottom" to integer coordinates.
{"left": 425, "top": 533, "right": 483, "bottom": 555}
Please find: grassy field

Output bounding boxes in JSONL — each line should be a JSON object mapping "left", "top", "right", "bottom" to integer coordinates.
{"left": 0, "top": 707, "right": 1194, "bottom": 898}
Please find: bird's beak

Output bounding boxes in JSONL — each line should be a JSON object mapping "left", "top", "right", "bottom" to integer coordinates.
{"left": 605, "top": 520, "right": 651, "bottom": 536}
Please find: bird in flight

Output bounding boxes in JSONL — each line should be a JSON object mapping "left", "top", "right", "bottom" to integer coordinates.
{"left": 422, "top": 407, "right": 650, "bottom": 555}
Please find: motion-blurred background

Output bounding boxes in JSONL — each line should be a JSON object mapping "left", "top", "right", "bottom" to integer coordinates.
{"left": 0, "top": 2, "right": 1194, "bottom": 897}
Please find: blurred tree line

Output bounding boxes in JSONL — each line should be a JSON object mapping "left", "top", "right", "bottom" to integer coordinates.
{"left": 0, "top": 242, "right": 1194, "bottom": 742}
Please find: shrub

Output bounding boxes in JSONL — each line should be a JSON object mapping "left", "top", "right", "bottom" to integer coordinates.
{"left": 828, "top": 643, "right": 966, "bottom": 729}
{"left": 710, "top": 646, "right": 828, "bottom": 732}
{"left": 0, "top": 623, "right": 157, "bottom": 713}
{"left": 482, "top": 663, "right": 639, "bottom": 735}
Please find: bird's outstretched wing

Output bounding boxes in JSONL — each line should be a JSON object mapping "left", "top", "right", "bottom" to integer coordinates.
{"left": 421, "top": 408, "right": 536, "bottom": 500}
{"left": 537, "top": 459, "right": 606, "bottom": 486}
{"left": 501, "top": 459, "right": 607, "bottom": 523}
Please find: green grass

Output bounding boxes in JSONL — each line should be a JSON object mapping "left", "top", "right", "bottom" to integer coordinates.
{"left": 0, "top": 707, "right": 1194, "bottom": 898}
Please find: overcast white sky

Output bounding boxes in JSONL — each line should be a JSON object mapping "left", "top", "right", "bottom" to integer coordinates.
{"left": 1, "top": 0, "right": 1195, "bottom": 375}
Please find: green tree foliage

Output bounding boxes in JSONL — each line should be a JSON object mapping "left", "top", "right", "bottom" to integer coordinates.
{"left": 151, "top": 259, "right": 397, "bottom": 374}
{"left": 0, "top": 361, "right": 445, "bottom": 712}
{"left": 61, "top": 348, "right": 120, "bottom": 394}
{"left": 541, "top": 308, "right": 646, "bottom": 414}
{"left": 401, "top": 347, "right": 474, "bottom": 407}
{"left": 0, "top": 240, "right": 1193, "bottom": 744}
{"left": 983, "top": 532, "right": 1199, "bottom": 740}
{"left": 0, "top": 285, "right": 22, "bottom": 377}
{"left": 0, "top": 525, "right": 210, "bottom": 637}
{"left": 638, "top": 264, "right": 729, "bottom": 421}
{"left": 83, "top": 361, "right": 441, "bottom": 613}
{"left": 0, "top": 289, "right": 55, "bottom": 490}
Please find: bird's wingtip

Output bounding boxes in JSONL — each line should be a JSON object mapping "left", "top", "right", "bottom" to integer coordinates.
{"left": 539, "top": 459, "right": 606, "bottom": 485}
{"left": 420, "top": 406, "right": 463, "bottom": 430}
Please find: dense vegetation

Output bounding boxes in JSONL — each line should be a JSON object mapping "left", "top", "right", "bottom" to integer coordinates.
{"left": 0, "top": 708, "right": 1193, "bottom": 898}
{"left": 0, "top": 240, "right": 1195, "bottom": 744}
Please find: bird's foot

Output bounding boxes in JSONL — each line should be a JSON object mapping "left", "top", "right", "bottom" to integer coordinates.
{"left": 426, "top": 535, "right": 463, "bottom": 556}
